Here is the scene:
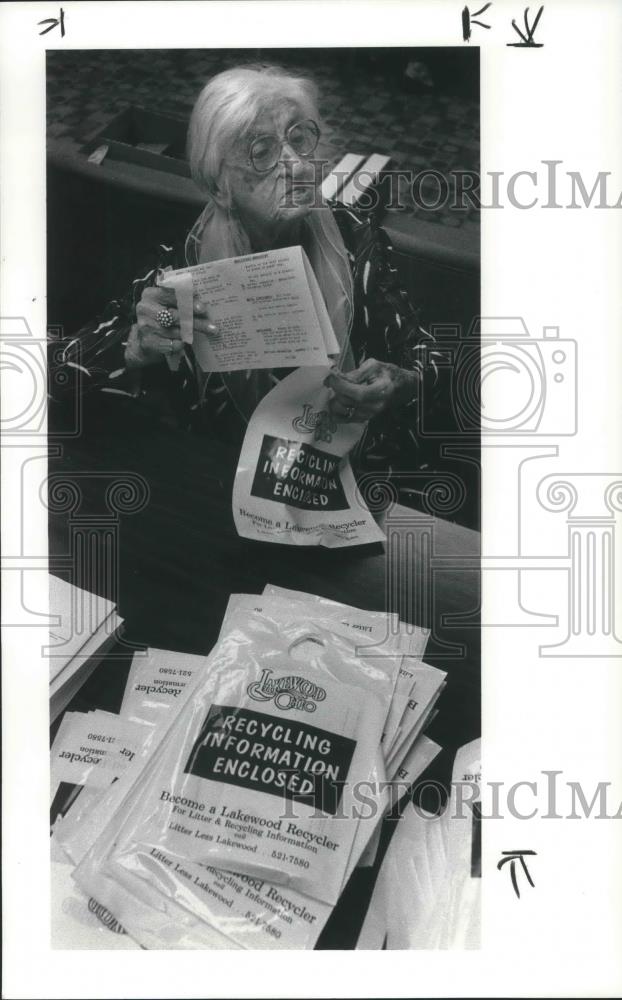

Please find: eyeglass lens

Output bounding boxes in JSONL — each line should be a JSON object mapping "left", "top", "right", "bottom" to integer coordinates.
{"left": 250, "top": 120, "right": 319, "bottom": 172}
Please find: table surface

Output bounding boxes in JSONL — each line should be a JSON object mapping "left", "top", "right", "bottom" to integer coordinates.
{"left": 48, "top": 419, "right": 480, "bottom": 949}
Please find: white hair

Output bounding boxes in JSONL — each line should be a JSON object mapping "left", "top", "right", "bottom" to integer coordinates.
{"left": 187, "top": 64, "right": 320, "bottom": 202}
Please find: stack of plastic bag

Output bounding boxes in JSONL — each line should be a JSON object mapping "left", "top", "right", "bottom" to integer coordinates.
{"left": 50, "top": 709, "right": 155, "bottom": 950}
{"left": 51, "top": 586, "right": 448, "bottom": 950}
{"left": 357, "top": 738, "right": 481, "bottom": 949}
{"left": 51, "top": 709, "right": 152, "bottom": 837}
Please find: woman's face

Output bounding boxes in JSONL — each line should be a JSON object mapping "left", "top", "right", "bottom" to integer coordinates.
{"left": 224, "top": 99, "right": 320, "bottom": 240}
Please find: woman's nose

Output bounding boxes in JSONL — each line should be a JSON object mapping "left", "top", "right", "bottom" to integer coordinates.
{"left": 281, "top": 141, "right": 303, "bottom": 165}
{"left": 280, "top": 142, "right": 314, "bottom": 179}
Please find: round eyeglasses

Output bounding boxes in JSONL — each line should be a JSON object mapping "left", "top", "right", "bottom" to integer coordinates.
{"left": 247, "top": 119, "right": 321, "bottom": 174}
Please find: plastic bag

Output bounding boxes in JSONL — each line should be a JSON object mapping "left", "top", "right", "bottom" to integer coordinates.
{"left": 120, "top": 648, "right": 210, "bottom": 728}
{"left": 108, "top": 611, "right": 392, "bottom": 904}
{"left": 233, "top": 366, "right": 385, "bottom": 547}
{"left": 361, "top": 738, "right": 481, "bottom": 950}
{"left": 87, "top": 612, "right": 392, "bottom": 902}
{"left": 262, "top": 584, "right": 430, "bottom": 658}
{"left": 50, "top": 710, "right": 147, "bottom": 834}
{"left": 357, "top": 733, "right": 442, "bottom": 868}
{"left": 72, "top": 649, "right": 332, "bottom": 949}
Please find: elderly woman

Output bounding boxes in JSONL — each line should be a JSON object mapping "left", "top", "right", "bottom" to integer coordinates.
{"left": 53, "top": 64, "right": 440, "bottom": 488}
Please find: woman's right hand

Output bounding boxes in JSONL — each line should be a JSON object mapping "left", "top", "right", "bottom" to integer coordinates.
{"left": 125, "top": 285, "right": 217, "bottom": 368}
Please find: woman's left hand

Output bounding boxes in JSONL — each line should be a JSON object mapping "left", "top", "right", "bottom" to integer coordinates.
{"left": 324, "top": 359, "right": 418, "bottom": 422}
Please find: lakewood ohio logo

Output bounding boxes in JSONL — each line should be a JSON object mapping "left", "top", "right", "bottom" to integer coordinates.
{"left": 247, "top": 668, "right": 327, "bottom": 713}
{"left": 292, "top": 403, "right": 338, "bottom": 443}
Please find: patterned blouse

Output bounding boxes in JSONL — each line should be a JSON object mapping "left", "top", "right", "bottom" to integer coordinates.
{"left": 49, "top": 204, "right": 443, "bottom": 503}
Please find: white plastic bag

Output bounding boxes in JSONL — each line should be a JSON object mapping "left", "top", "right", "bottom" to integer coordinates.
{"left": 118, "top": 614, "right": 390, "bottom": 903}
{"left": 50, "top": 711, "right": 147, "bottom": 834}
{"left": 120, "top": 648, "right": 210, "bottom": 728}
{"left": 233, "top": 367, "right": 385, "bottom": 547}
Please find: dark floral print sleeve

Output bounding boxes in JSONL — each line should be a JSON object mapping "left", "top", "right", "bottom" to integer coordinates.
{"left": 332, "top": 205, "right": 444, "bottom": 487}
{"left": 48, "top": 245, "right": 176, "bottom": 403}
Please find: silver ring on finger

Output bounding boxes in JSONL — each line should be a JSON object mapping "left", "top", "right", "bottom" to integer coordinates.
{"left": 168, "top": 339, "right": 174, "bottom": 354}
{"left": 157, "top": 307, "right": 175, "bottom": 330}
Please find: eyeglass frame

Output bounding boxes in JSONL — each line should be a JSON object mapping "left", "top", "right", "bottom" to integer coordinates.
{"left": 245, "top": 118, "right": 321, "bottom": 174}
